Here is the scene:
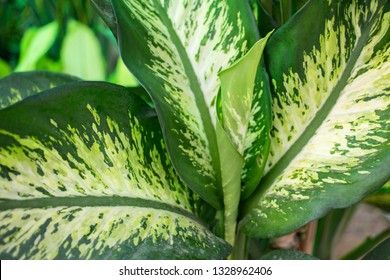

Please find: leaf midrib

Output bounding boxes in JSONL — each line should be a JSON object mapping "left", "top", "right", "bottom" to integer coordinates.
{"left": 241, "top": 8, "right": 380, "bottom": 215}
{"left": 154, "top": 1, "right": 222, "bottom": 198}
{"left": 0, "top": 196, "right": 201, "bottom": 223}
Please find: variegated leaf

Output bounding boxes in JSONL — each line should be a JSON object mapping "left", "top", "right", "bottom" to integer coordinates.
{"left": 218, "top": 33, "right": 273, "bottom": 200}
{"left": 218, "top": 35, "right": 271, "bottom": 157}
{"left": 0, "top": 71, "right": 80, "bottom": 110}
{"left": 216, "top": 36, "right": 272, "bottom": 244}
{"left": 0, "top": 79, "right": 230, "bottom": 259}
{"left": 240, "top": 0, "right": 390, "bottom": 237}
{"left": 110, "top": 0, "right": 260, "bottom": 209}
{"left": 240, "top": 69, "right": 272, "bottom": 199}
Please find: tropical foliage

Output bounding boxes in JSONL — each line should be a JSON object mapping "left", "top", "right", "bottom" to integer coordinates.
{"left": 0, "top": 0, "right": 389, "bottom": 259}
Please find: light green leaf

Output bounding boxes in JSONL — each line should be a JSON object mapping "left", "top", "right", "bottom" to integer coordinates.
{"left": 0, "top": 58, "right": 11, "bottom": 79}
{"left": 240, "top": 0, "right": 390, "bottom": 238}
{"left": 218, "top": 35, "right": 271, "bottom": 156}
{"left": 240, "top": 71, "right": 272, "bottom": 199}
{"left": 218, "top": 33, "right": 273, "bottom": 200}
{"left": 15, "top": 21, "right": 58, "bottom": 72}
{"left": 216, "top": 120, "right": 243, "bottom": 245}
{"left": 216, "top": 35, "right": 272, "bottom": 244}
{"left": 0, "top": 78, "right": 230, "bottom": 259}
{"left": 35, "top": 57, "right": 63, "bottom": 73}
{"left": 0, "top": 71, "right": 80, "bottom": 110}
{"left": 108, "top": 56, "right": 139, "bottom": 87}
{"left": 61, "top": 20, "right": 106, "bottom": 80}
{"left": 110, "top": 0, "right": 260, "bottom": 209}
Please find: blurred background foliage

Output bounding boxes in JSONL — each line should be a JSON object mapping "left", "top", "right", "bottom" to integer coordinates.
{"left": 0, "top": 0, "right": 314, "bottom": 79}
{"left": 0, "top": 0, "right": 138, "bottom": 86}
{"left": 0, "top": 0, "right": 312, "bottom": 81}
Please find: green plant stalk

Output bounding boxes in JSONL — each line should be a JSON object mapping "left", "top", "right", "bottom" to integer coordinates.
{"left": 280, "top": 0, "right": 292, "bottom": 25}
{"left": 313, "top": 205, "right": 357, "bottom": 259}
{"left": 231, "top": 230, "right": 249, "bottom": 260}
{"left": 260, "top": 0, "right": 273, "bottom": 15}
{"left": 340, "top": 229, "right": 390, "bottom": 260}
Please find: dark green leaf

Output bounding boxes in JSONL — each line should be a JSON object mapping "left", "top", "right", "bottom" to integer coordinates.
{"left": 260, "top": 249, "right": 319, "bottom": 260}
{"left": 0, "top": 71, "right": 81, "bottom": 110}
{"left": 341, "top": 229, "right": 390, "bottom": 260}
{"left": 91, "top": 0, "right": 118, "bottom": 37}
{"left": 257, "top": 2, "right": 279, "bottom": 37}
{"left": 362, "top": 237, "right": 390, "bottom": 260}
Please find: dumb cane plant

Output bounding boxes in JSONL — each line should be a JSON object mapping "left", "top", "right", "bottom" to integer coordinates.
{"left": 0, "top": 0, "right": 389, "bottom": 259}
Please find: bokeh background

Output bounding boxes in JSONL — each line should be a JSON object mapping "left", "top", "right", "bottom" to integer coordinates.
{"left": 0, "top": 0, "right": 137, "bottom": 86}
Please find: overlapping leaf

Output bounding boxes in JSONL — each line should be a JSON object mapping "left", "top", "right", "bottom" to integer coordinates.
{"left": 108, "top": 0, "right": 269, "bottom": 209}
{"left": 0, "top": 71, "right": 80, "bottom": 110}
{"left": 362, "top": 237, "right": 390, "bottom": 260}
{"left": 218, "top": 33, "right": 273, "bottom": 200}
{"left": 216, "top": 36, "right": 272, "bottom": 244}
{"left": 0, "top": 77, "right": 230, "bottom": 259}
{"left": 240, "top": 0, "right": 390, "bottom": 237}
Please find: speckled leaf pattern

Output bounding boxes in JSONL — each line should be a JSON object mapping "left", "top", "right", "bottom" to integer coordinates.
{"left": 111, "top": 0, "right": 260, "bottom": 209}
{"left": 0, "top": 79, "right": 230, "bottom": 259}
{"left": 218, "top": 37, "right": 271, "bottom": 155}
{"left": 240, "top": 0, "right": 390, "bottom": 237}
{"left": 216, "top": 36, "right": 272, "bottom": 244}
{"left": 240, "top": 70, "right": 272, "bottom": 199}
{"left": 0, "top": 71, "right": 80, "bottom": 110}
{"left": 218, "top": 33, "right": 273, "bottom": 200}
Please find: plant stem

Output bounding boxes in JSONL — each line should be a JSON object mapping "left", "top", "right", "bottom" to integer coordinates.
{"left": 231, "top": 230, "right": 249, "bottom": 260}
{"left": 279, "top": 0, "right": 285, "bottom": 25}
{"left": 260, "top": 0, "right": 273, "bottom": 15}
{"left": 340, "top": 229, "right": 390, "bottom": 260}
{"left": 312, "top": 205, "right": 357, "bottom": 259}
